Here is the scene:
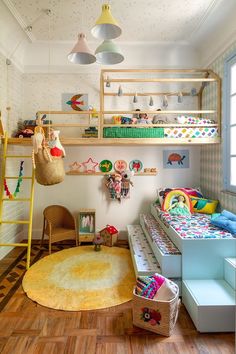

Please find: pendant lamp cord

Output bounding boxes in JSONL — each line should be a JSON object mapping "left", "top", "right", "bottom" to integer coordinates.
{"left": 6, "top": 62, "right": 10, "bottom": 133}
{"left": 47, "top": 9, "right": 52, "bottom": 140}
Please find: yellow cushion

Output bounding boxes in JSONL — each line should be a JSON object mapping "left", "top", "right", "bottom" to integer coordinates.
{"left": 190, "top": 196, "right": 218, "bottom": 214}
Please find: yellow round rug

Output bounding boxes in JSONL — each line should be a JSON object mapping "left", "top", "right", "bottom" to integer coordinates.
{"left": 22, "top": 246, "right": 136, "bottom": 311}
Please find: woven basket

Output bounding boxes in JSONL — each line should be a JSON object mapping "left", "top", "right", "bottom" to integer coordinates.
{"left": 34, "top": 147, "right": 65, "bottom": 186}
{"left": 132, "top": 282, "right": 180, "bottom": 336}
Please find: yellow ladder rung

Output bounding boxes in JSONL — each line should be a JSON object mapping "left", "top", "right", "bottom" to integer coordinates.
{"left": 0, "top": 132, "right": 35, "bottom": 270}
{"left": 5, "top": 176, "right": 33, "bottom": 180}
{"left": 0, "top": 243, "right": 28, "bottom": 247}
{"left": 2, "top": 198, "right": 31, "bottom": 202}
{"left": 5, "top": 155, "right": 32, "bottom": 158}
{"left": 1, "top": 220, "right": 30, "bottom": 224}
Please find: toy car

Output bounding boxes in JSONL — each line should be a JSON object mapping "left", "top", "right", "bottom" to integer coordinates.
{"left": 15, "top": 128, "right": 34, "bottom": 138}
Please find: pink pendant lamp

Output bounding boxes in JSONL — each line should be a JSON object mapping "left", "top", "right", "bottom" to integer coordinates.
{"left": 68, "top": 33, "right": 96, "bottom": 65}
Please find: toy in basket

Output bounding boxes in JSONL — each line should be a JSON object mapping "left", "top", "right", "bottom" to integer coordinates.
{"left": 132, "top": 274, "right": 179, "bottom": 336}
{"left": 99, "top": 225, "right": 118, "bottom": 246}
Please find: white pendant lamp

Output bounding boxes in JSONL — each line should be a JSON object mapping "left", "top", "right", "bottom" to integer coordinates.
{"left": 177, "top": 91, "right": 183, "bottom": 103}
{"left": 95, "top": 40, "right": 124, "bottom": 65}
{"left": 91, "top": 4, "right": 122, "bottom": 40}
{"left": 68, "top": 33, "right": 96, "bottom": 64}
{"left": 118, "top": 85, "right": 123, "bottom": 96}
{"left": 133, "top": 93, "right": 138, "bottom": 103}
{"left": 149, "top": 96, "right": 154, "bottom": 106}
{"left": 106, "top": 75, "right": 111, "bottom": 87}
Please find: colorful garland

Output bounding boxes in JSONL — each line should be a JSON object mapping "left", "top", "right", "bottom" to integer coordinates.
{"left": 4, "top": 161, "right": 24, "bottom": 199}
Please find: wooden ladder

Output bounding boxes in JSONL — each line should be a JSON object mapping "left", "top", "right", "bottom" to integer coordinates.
{"left": 0, "top": 132, "right": 35, "bottom": 269}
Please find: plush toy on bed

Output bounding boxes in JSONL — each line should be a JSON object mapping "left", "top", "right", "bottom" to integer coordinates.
{"left": 167, "top": 195, "right": 191, "bottom": 216}
{"left": 162, "top": 189, "right": 192, "bottom": 216}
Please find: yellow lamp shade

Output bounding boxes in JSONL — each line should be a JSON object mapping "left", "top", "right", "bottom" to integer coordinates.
{"left": 91, "top": 4, "right": 122, "bottom": 40}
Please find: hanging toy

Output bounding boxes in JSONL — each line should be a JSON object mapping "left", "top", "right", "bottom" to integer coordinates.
{"left": 48, "top": 129, "right": 66, "bottom": 157}
{"left": 31, "top": 126, "right": 45, "bottom": 154}
{"left": 4, "top": 161, "right": 24, "bottom": 199}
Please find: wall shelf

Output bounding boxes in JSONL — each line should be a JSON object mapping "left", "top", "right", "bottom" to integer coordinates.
{"left": 66, "top": 171, "right": 157, "bottom": 176}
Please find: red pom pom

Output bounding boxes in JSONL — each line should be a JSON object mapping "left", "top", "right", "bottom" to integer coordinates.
{"left": 50, "top": 147, "right": 63, "bottom": 157}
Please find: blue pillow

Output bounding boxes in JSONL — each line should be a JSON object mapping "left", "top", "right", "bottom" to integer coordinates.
{"left": 221, "top": 210, "right": 236, "bottom": 221}
{"left": 211, "top": 210, "right": 236, "bottom": 234}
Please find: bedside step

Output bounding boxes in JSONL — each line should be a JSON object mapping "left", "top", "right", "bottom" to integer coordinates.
{"left": 224, "top": 258, "right": 236, "bottom": 290}
{"left": 140, "top": 213, "right": 181, "bottom": 278}
{"left": 127, "top": 225, "right": 161, "bottom": 277}
{"left": 182, "top": 279, "right": 235, "bottom": 332}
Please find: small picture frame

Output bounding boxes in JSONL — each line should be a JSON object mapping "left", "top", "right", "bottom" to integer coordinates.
{"left": 78, "top": 209, "right": 96, "bottom": 241}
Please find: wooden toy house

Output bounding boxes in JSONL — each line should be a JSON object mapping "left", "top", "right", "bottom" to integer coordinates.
{"left": 99, "top": 225, "right": 118, "bottom": 247}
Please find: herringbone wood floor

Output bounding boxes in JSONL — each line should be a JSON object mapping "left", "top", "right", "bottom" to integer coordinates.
{"left": 0, "top": 242, "right": 234, "bottom": 354}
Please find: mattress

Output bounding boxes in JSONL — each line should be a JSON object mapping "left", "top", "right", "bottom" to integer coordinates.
{"left": 152, "top": 203, "right": 234, "bottom": 240}
{"left": 103, "top": 126, "right": 218, "bottom": 139}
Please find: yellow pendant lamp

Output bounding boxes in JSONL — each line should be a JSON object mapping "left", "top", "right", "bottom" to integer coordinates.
{"left": 91, "top": 4, "right": 122, "bottom": 40}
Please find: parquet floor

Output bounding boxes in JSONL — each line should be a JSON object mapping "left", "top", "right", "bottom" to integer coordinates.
{"left": 0, "top": 241, "right": 234, "bottom": 354}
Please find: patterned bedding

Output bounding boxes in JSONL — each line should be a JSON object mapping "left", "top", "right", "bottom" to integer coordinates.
{"left": 141, "top": 214, "right": 180, "bottom": 254}
{"left": 164, "top": 127, "right": 218, "bottom": 138}
{"left": 152, "top": 203, "right": 234, "bottom": 240}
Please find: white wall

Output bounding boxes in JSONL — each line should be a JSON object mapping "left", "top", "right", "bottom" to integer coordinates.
{"left": 30, "top": 145, "right": 200, "bottom": 238}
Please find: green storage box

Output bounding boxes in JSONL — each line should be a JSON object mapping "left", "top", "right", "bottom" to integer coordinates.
{"left": 103, "top": 127, "right": 164, "bottom": 138}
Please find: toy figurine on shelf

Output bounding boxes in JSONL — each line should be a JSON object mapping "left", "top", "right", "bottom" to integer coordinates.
{"left": 93, "top": 233, "right": 103, "bottom": 251}
{"left": 136, "top": 113, "right": 151, "bottom": 124}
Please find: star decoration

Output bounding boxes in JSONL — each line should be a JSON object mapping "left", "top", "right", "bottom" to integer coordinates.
{"left": 69, "top": 161, "right": 81, "bottom": 171}
{"left": 82, "top": 157, "right": 98, "bottom": 173}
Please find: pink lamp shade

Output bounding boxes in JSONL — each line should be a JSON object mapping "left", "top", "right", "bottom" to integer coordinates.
{"left": 68, "top": 33, "right": 96, "bottom": 65}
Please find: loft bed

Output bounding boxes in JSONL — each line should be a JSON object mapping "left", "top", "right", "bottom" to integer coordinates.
{"left": 100, "top": 68, "right": 221, "bottom": 145}
{"left": 6, "top": 68, "right": 221, "bottom": 146}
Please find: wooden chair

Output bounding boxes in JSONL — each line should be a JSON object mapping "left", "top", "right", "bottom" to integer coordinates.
{"left": 40, "top": 205, "right": 78, "bottom": 253}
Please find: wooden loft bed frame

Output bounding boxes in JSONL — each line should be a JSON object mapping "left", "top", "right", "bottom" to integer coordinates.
{"left": 6, "top": 68, "right": 221, "bottom": 146}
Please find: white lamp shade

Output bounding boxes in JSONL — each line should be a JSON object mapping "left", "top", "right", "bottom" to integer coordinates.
{"left": 91, "top": 4, "right": 121, "bottom": 40}
{"left": 95, "top": 40, "right": 124, "bottom": 65}
{"left": 68, "top": 33, "right": 96, "bottom": 65}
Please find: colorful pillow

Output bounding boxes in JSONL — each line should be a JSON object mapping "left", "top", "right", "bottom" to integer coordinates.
{"left": 190, "top": 196, "right": 218, "bottom": 214}
{"left": 162, "top": 189, "right": 193, "bottom": 214}
{"left": 157, "top": 187, "right": 203, "bottom": 207}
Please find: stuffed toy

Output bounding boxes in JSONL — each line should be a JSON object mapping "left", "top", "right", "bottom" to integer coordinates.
{"left": 162, "top": 189, "right": 192, "bottom": 216}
